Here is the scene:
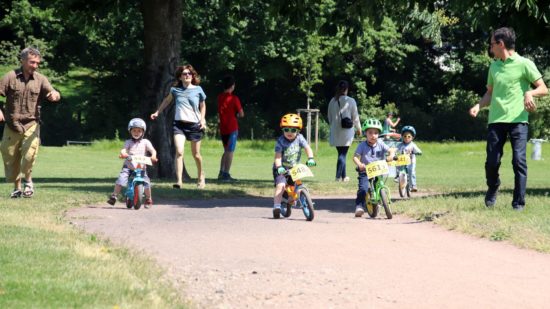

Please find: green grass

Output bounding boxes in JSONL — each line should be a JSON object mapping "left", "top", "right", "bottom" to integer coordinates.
{"left": 1, "top": 139, "right": 550, "bottom": 307}
{"left": 0, "top": 145, "right": 185, "bottom": 308}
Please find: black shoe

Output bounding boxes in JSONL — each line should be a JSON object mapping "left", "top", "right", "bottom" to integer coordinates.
{"left": 107, "top": 194, "right": 117, "bottom": 205}
{"left": 273, "top": 207, "right": 281, "bottom": 219}
{"left": 512, "top": 201, "right": 525, "bottom": 212}
{"left": 484, "top": 187, "right": 498, "bottom": 207}
{"left": 513, "top": 205, "right": 525, "bottom": 211}
{"left": 223, "top": 174, "right": 237, "bottom": 182}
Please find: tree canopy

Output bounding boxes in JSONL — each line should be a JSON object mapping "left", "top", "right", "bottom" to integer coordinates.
{"left": 1, "top": 0, "right": 550, "bottom": 176}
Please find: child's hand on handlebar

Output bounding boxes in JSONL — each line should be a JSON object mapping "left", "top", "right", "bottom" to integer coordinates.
{"left": 119, "top": 149, "right": 129, "bottom": 159}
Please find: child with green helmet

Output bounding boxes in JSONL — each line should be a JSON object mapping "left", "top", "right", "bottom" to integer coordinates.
{"left": 396, "top": 126, "right": 422, "bottom": 192}
{"left": 352, "top": 118, "right": 396, "bottom": 217}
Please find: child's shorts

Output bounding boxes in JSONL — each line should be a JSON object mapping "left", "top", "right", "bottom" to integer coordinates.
{"left": 115, "top": 168, "right": 151, "bottom": 188}
{"left": 272, "top": 167, "right": 287, "bottom": 186}
{"left": 221, "top": 131, "right": 238, "bottom": 152}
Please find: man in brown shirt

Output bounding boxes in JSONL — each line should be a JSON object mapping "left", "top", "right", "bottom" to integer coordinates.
{"left": 0, "top": 47, "right": 61, "bottom": 198}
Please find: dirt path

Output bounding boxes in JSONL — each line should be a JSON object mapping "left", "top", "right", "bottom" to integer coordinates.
{"left": 68, "top": 196, "right": 550, "bottom": 308}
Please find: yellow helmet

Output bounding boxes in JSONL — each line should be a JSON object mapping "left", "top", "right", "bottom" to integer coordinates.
{"left": 280, "top": 113, "right": 303, "bottom": 129}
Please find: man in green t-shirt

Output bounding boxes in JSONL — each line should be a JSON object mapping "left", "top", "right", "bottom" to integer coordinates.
{"left": 469, "top": 27, "right": 548, "bottom": 211}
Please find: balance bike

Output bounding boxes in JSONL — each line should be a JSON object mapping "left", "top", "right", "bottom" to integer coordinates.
{"left": 280, "top": 164, "right": 315, "bottom": 221}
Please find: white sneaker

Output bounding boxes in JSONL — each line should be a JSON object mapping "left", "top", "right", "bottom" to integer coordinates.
{"left": 342, "top": 177, "right": 350, "bottom": 182}
{"left": 355, "top": 206, "right": 364, "bottom": 217}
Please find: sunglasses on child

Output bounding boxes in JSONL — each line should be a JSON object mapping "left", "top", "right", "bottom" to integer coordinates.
{"left": 282, "top": 127, "right": 299, "bottom": 133}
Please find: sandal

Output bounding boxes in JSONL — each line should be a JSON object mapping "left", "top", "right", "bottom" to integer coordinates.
{"left": 23, "top": 182, "right": 34, "bottom": 198}
{"left": 172, "top": 183, "right": 181, "bottom": 189}
{"left": 197, "top": 175, "right": 206, "bottom": 189}
{"left": 10, "top": 189, "right": 22, "bottom": 198}
{"left": 144, "top": 198, "right": 153, "bottom": 209}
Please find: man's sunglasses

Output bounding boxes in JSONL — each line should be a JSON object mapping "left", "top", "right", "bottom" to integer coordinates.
{"left": 282, "top": 128, "right": 299, "bottom": 133}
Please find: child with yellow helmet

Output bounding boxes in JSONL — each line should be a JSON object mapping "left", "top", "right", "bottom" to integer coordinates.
{"left": 272, "top": 113, "right": 316, "bottom": 218}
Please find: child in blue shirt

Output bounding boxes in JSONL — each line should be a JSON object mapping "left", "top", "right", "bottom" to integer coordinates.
{"left": 272, "top": 113, "right": 316, "bottom": 218}
{"left": 353, "top": 118, "right": 396, "bottom": 217}
{"left": 396, "top": 126, "right": 422, "bottom": 192}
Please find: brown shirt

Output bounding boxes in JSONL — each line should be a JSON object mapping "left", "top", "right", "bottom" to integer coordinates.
{"left": 0, "top": 68, "right": 54, "bottom": 133}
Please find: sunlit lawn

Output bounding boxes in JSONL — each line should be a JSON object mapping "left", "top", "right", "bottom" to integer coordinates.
{"left": 1, "top": 138, "right": 550, "bottom": 307}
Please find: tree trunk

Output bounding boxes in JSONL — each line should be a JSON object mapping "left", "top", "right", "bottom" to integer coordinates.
{"left": 140, "top": 0, "right": 182, "bottom": 178}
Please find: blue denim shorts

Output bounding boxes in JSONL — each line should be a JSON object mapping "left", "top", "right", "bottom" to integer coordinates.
{"left": 221, "top": 131, "right": 238, "bottom": 152}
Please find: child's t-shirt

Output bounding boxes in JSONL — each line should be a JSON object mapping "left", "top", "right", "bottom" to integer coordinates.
{"left": 217, "top": 92, "right": 242, "bottom": 135}
{"left": 355, "top": 139, "right": 390, "bottom": 165}
{"left": 123, "top": 138, "right": 155, "bottom": 168}
{"left": 396, "top": 141, "right": 422, "bottom": 164}
{"left": 274, "top": 134, "right": 309, "bottom": 168}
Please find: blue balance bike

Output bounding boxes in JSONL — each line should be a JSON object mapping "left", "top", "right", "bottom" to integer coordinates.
{"left": 122, "top": 155, "right": 153, "bottom": 210}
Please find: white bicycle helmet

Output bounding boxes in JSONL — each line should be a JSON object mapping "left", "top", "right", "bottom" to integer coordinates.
{"left": 128, "top": 118, "right": 146, "bottom": 133}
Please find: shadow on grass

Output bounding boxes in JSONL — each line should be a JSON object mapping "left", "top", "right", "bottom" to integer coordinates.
{"left": 430, "top": 188, "right": 550, "bottom": 200}
{"left": 31, "top": 176, "right": 275, "bottom": 198}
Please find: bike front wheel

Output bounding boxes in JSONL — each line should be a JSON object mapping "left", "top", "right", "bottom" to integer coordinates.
{"left": 365, "top": 190, "right": 379, "bottom": 218}
{"left": 299, "top": 189, "right": 314, "bottom": 221}
{"left": 126, "top": 197, "right": 133, "bottom": 209}
{"left": 280, "top": 191, "right": 292, "bottom": 218}
{"left": 381, "top": 187, "right": 392, "bottom": 219}
{"left": 133, "top": 184, "right": 145, "bottom": 210}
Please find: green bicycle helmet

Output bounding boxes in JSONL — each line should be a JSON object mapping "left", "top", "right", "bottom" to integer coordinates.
{"left": 362, "top": 118, "right": 383, "bottom": 133}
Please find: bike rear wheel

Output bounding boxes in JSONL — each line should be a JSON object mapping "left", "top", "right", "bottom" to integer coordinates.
{"left": 381, "top": 188, "right": 392, "bottom": 219}
{"left": 365, "top": 191, "right": 379, "bottom": 218}
{"left": 133, "top": 184, "right": 145, "bottom": 210}
{"left": 299, "top": 189, "right": 314, "bottom": 221}
{"left": 398, "top": 173, "right": 408, "bottom": 198}
{"left": 280, "top": 191, "right": 292, "bottom": 218}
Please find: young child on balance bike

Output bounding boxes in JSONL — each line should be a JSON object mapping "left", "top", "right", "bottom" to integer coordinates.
{"left": 395, "top": 125, "right": 422, "bottom": 192}
{"left": 272, "top": 113, "right": 316, "bottom": 218}
{"left": 353, "top": 118, "right": 396, "bottom": 217}
{"left": 107, "top": 118, "right": 158, "bottom": 208}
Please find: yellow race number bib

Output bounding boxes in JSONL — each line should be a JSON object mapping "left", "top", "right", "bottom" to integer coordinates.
{"left": 289, "top": 164, "right": 314, "bottom": 181}
{"left": 365, "top": 160, "right": 389, "bottom": 179}
{"left": 395, "top": 154, "right": 411, "bottom": 167}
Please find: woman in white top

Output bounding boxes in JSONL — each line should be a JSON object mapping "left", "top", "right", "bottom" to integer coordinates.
{"left": 327, "top": 80, "right": 362, "bottom": 182}
{"left": 151, "top": 64, "right": 207, "bottom": 189}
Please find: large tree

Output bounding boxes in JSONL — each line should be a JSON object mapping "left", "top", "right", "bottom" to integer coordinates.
{"left": 140, "top": 0, "right": 182, "bottom": 178}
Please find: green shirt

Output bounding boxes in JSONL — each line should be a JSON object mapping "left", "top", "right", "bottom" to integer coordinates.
{"left": 487, "top": 53, "right": 542, "bottom": 124}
